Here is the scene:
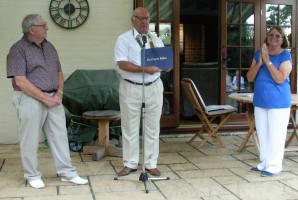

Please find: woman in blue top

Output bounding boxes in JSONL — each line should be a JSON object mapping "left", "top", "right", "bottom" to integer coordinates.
{"left": 247, "top": 26, "right": 292, "bottom": 177}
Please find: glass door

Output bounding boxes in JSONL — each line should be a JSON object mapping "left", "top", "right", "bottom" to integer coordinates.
{"left": 221, "top": 0, "right": 259, "bottom": 117}
{"left": 221, "top": 0, "right": 296, "bottom": 118}
{"left": 135, "top": 0, "right": 180, "bottom": 128}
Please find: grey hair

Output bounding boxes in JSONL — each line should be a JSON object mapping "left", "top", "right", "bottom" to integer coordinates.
{"left": 131, "top": 10, "right": 136, "bottom": 22}
{"left": 22, "top": 14, "right": 41, "bottom": 33}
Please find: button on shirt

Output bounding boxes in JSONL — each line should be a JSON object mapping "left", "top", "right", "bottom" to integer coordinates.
{"left": 6, "top": 36, "right": 62, "bottom": 91}
{"left": 114, "top": 28, "right": 164, "bottom": 83}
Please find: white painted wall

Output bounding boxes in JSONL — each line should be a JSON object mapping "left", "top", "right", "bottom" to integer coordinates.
{"left": 0, "top": 0, "right": 133, "bottom": 143}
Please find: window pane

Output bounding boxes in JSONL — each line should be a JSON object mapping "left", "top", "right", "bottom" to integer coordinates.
{"left": 227, "top": 25, "right": 240, "bottom": 45}
{"left": 144, "top": 0, "right": 157, "bottom": 21}
{"left": 227, "top": 2, "right": 240, "bottom": 24}
{"left": 241, "top": 25, "right": 254, "bottom": 46}
{"left": 159, "top": 23, "right": 172, "bottom": 45}
{"left": 231, "top": 70, "right": 246, "bottom": 91}
{"left": 162, "top": 94, "right": 173, "bottom": 115}
{"left": 226, "top": 70, "right": 234, "bottom": 93}
{"left": 179, "top": 24, "right": 184, "bottom": 53}
{"left": 241, "top": 47, "right": 254, "bottom": 68}
{"left": 241, "top": 3, "right": 254, "bottom": 24}
{"left": 283, "top": 26, "right": 292, "bottom": 48}
{"left": 279, "top": 5, "right": 291, "bottom": 26}
{"left": 266, "top": 4, "right": 278, "bottom": 25}
{"left": 161, "top": 71, "right": 173, "bottom": 91}
{"left": 241, "top": 70, "right": 250, "bottom": 92}
{"left": 227, "top": 47, "right": 240, "bottom": 68}
{"left": 159, "top": 0, "right": 173, "bottom": 21}
{"left": 149, "top": 23, "right": 156, "bottom": 33}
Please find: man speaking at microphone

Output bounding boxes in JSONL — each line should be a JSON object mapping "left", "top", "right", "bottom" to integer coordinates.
{"left": 114, "top": 7, "right": 164, "bottom": 176}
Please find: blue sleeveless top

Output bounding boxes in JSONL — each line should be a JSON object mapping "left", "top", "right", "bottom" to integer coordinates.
{"left": 253, "top": 49, "right": 291, "bottom": 108}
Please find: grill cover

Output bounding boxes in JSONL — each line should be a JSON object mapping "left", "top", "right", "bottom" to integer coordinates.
{"left": 63, "top": 69, "right": 120, "bottom": 115}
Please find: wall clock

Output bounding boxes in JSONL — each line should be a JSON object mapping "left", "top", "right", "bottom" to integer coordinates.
{"left": 49, "top": 0, "right": 89, "bottom": 29}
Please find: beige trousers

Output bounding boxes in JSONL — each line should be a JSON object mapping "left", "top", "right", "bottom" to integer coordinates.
{"left": 12, "top": 91, "right": 77, "bottom": 180}
{"left": 119, "top": 79, "right": 163, "bottom": 169}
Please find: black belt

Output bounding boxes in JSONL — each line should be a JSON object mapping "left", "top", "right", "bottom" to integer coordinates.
{"left": 42, "top": 89, "right": 57, "bottom": 93}
{"left": 124, "top": 78, "right": 159, "bottom": 86}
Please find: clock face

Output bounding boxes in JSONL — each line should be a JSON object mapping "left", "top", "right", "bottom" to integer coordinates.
{"left": 49, "top": 0, "right": 89, "bottom": 29}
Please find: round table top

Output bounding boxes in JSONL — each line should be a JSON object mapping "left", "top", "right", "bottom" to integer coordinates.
{"left": 228, "top": 93, "right": 298, "bottom": 105}
{"left": 228, "top": 93, "right": 253, "bottom": 103}
{"left": 83, "top": 110, "right": 121, "bottom": 120}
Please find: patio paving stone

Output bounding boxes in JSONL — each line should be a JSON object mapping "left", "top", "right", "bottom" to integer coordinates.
{"left": 1, "top": 133, "right": 298, "bottom": 200}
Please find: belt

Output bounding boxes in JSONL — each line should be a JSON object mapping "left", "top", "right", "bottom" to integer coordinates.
{"left": 124, "top": 78, "right": 159, "bottom": 86}
{"left": 41, "top": 89, "right": 57, "bottom": 93}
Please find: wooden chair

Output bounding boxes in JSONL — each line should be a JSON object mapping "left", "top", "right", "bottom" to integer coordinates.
{"left": 181, "top": 78, "right": 237, "bottom": 148}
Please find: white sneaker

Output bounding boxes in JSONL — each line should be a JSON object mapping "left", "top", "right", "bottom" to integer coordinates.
{"left": 28, "top": 179, "right": 45, "bottom": 189}
{"left": 61, "top": 176, "right": 88, "bottom": 185}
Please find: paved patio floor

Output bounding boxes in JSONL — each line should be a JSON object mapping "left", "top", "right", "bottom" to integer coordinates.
{"left": 1, "top": 132, "right": 298, "bottom": 200}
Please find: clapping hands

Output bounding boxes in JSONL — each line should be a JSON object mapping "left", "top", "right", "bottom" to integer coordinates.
{"left": 261, "top": 43, "right": 270, "bottom": 65}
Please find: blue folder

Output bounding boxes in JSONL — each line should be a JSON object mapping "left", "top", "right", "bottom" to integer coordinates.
{"left": 141, "top": 46, "right": 173, "bottom": 70}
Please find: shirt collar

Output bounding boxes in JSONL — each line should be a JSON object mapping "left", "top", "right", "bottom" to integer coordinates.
{"left": 132, "top": 28, "right": 150, "bottom": 39}
{"left": 22, "top": 35, "right": 48, "bottom": 48}
{"left": 132, "top": 28, "right": 141, "bottom": 39}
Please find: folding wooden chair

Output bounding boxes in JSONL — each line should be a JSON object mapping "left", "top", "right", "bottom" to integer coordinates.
{"left": 181, "top": 78, "right": 237, "bottom": 148}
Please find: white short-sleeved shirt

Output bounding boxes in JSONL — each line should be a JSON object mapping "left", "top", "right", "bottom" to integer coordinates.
{"left": 114, "top": 28, "right": 164, "bottom": 83}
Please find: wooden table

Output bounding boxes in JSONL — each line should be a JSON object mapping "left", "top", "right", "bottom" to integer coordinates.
{"left": 228, "top": 93, "right": 298, "bottom": 152}
{"left": 82, "top": 110, "right": 122, "bottom": 160}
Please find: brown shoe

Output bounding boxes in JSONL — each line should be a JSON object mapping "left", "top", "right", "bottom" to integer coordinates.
{"left": 117, "top": 167, "right": 137, "bottom": 176}
{"left": 145, "top": 168, "right": 161, "bottom": 176}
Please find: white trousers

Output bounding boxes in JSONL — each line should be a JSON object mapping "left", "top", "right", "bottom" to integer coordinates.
{"left": 254, "top": 106, "right": 290, "bottom": 174}
{"left": 12, "top": 91, "right": 77, "bottom": 180}
{"left": 119, "top": 79, "right": 163, "bottom": 169}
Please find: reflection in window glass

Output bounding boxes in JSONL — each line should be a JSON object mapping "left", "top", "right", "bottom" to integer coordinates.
{"left": 161, "top": 71, "right": 173, "bottom": 91}
{"left": 283, "top": 26, "right": 292, "bottom": 47}
{"left": 232, "top": 70, "right": 245, "bottom": 91}
{"left": 227, "top": 2, "right": 240, "bottom": 24}
{"left": 162, "top": 94, "right": 173, "bottom": 115}
{"left": 227, "top": 25, "right": 240, "bottom": 45}
{"left": 241, "top": 70, "right": 250, "bottom": 92}
{"left": 226, "top": 70, "right": 249, "bottom": 92}
{"left": 266, "top": 26, "right": 271, "bottom": 33}
{"left": 159, "top": 23, "right": 171, "bottom": 45}
{"left": 227, "top": 47, "right": 240, "bottom": 68}
{"left": 144, "top": 0, "right": 157, "bottom": 21}
{"left": 241, "top": 25, "right": 254, "bottom": 46}
{"left": 179, "top": 24, "right": 184, "bottom": 53}
{"left": 279, "top": 5, "right": 291, "bottom": 26}
{"left": 266, "top": 4, "right": 278, "bottom": 25}
{"left": 159, "top": 0, "right": 173, "bottom": 21}
{"left": 241, "top": 3, "right": 254, "bottom": 24}
{"left": 226, "top": 70, "right": 234, "bottom": 93}
{"left": 149, "top": 23, "right": 156, "bottom": 33}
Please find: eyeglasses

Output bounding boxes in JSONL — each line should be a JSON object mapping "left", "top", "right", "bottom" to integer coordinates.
{"left": 133, "top": 15, "right": 150, "bottom": 22}
{"left": 32, "top": 24, "right": 47, "bottom": 28}
{"left": 268, "top": 33, "right": 282, "bottom": 39}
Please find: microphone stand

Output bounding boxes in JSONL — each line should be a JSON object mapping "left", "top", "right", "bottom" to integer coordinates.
{"left": 138, "top": 35, "right": 170, "bottom": 193}
{"left": 114, "top": 34, "right": 169, "bottom": 193}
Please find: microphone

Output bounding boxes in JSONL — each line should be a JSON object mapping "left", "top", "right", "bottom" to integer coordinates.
{"left": 141, "top": 34, "right": 147, "bottom": 47}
